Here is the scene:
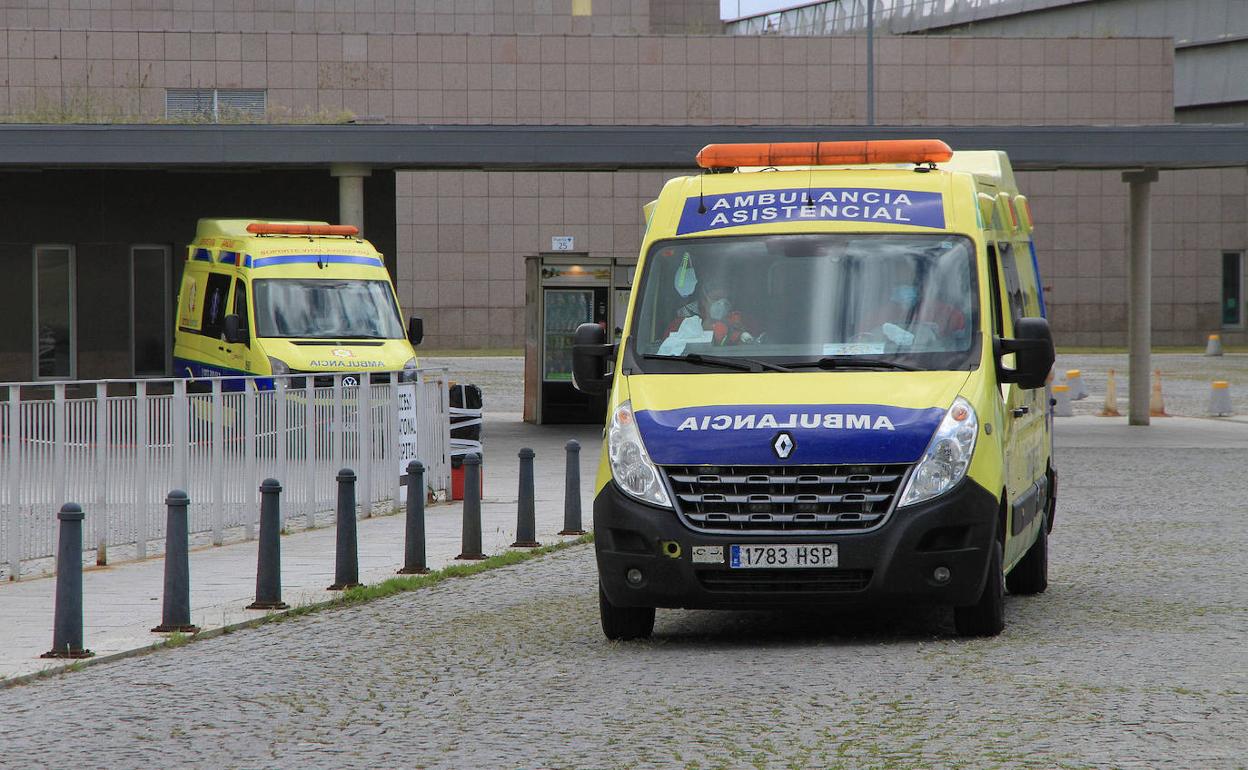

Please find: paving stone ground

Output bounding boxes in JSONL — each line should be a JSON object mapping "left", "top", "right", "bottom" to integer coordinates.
{"left": 2, "top": 419, "right": 1245, "bottom": 769}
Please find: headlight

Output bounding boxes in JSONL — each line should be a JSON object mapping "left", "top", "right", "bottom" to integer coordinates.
{"left": 898, "top": 397, "right": 978, "bottom": 507}
{"left": 267, "top": 356, "right": 291, "bottom": 375}
{"left": 401, "top": 357, "right": 418, "bottom": 382}
{"left": 608, "top": 400, "right": 672, "bottom": 508}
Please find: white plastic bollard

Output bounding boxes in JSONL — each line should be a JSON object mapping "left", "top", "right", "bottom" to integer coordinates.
{"left": 1209, "top": 381, "right": 1233, "bottom": 417}
{"left": 1065, "top": 369, "right": 1088, "bottom": 401}
{"left": 1205, "top": 334, "right": 1223, "bottom": 357}
{"left": 1052, "top": 384, "right": 1073, "bottom": 417}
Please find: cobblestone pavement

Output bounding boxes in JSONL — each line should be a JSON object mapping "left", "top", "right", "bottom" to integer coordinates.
{"left": 3, "top": 440, "right": 1246, "bottom": 768}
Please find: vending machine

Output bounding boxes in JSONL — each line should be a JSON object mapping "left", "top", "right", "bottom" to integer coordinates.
{"left": 524, "top": 255, "right": 633, "bottom": 424}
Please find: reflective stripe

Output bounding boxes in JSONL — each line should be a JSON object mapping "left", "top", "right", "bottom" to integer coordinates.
{"left": 250, "top": 254, "right": 383, "bottom": 269}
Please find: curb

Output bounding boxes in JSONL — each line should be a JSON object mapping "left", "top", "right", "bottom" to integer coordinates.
{"left": 1, "top": 533, "right": 594, "bottom": 690}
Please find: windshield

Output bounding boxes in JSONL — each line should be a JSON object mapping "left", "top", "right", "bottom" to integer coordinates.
{"left": 629, "top": 233, "right": 980, "bottom": 372}
{"left": 253, "top": 278, "right": 405, "bottom": 339}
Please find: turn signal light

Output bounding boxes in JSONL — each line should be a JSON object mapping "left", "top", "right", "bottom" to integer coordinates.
{"left": 696, "top": 139, "right": 953, "bottom": 169}
{"left": 246, "top": 223, "right": 360, "bottom": 236}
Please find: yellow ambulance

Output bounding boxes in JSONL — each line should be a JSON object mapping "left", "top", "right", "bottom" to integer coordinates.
{"left": 573, "top": 140, "right": 1056, "bottom": 639}
{"left": 173, "top": 218, "right": 421, "bottom": 386}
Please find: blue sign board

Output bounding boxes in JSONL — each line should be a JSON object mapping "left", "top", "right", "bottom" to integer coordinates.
{"left": 676, "top": 187, "right": 946, "bottom": 235}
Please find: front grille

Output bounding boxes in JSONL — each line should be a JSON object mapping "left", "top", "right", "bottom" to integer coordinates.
{"left": 664, "top": 464, "right": 909, "bottom": 532}
{"left": 697, "top": 568, "right": 873, "bottom": 593}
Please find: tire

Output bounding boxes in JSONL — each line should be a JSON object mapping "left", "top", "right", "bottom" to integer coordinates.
{"left": 1006, "top": 520, "right": 1049, "bottom": 595}
{"left": 599, "top": 584, "right": 655, "bottom": 641}
{"left": 955, "top": 540, "right": 1005, "bottom": 637}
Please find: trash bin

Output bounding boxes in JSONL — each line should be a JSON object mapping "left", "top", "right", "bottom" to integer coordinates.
{"left": 449, "top": 383, "right": 484, "bottom": 500}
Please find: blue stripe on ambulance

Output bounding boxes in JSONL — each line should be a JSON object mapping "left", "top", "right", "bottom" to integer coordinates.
{"left": 635, "top": 404, "right": 944, "bottom": 466}
{"left": 173, "top": 357, "right": 274, "bottom": 391}
{"left": 1028, "top": 239, "right": 1046, "bottom": 317}
{"left": 250, "top": 254, "right": 384, "bottom": 268}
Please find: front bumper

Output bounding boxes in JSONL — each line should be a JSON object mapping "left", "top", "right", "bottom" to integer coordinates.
{"left": 595, "top": 478, "right": 1000, "bottom": 610}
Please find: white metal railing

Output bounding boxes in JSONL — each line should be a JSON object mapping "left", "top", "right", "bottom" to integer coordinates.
{"left": 0, "top": 369, "right": 451, "bottom": 581}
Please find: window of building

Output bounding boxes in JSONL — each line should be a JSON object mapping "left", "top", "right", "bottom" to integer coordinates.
{"left": 131, "top": 245, "right": 170, "bottom": 376}
{"left": 33, "top": 245, "right": 76, "bottom": 379}
{"left": 165, "top": 89, "right": 267, "bottom": 121}
{"left": 1224, "top": 251, "right": 1244, "bottom": 328}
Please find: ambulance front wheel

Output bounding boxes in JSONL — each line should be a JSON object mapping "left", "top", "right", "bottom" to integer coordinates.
{"left": 954, "top": 540, "right": 1005, "bottom": 637}
{"left": 599, "top": 584, "right": 655, "bottom": 641}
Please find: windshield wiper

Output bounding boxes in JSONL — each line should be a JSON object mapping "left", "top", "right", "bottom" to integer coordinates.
{"left": 642, "top": 353, "right": 791, "bottom": 373}
{"left": 778, "top": 356, "right": 919, "bottom": 372}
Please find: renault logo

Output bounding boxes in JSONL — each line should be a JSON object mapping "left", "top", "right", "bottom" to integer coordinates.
{"left": 772, "top": 431, "right": 795, "bottom": 460}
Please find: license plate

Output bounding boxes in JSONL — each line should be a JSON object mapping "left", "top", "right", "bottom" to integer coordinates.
{"left": 729, "top": 544, "right": 838, "bottom": 569}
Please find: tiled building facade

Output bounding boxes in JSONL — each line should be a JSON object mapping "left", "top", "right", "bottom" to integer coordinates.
{"left": 0, "top": 0, "right": 1244, "bottom": 373}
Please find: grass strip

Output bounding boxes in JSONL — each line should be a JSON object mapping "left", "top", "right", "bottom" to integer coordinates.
{"left": 282, "top": 533, "right": 594, "bottom": 619}
{"left": 2, "top": 533, "right": 594, "bottom": 689}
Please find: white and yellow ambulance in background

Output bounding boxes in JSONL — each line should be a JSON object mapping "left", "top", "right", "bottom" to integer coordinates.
{"left": 573, "top": 140, "right": 1056, "bottom": 639}
{"left": 173, "top": 219, "right": 422, "bottom": 387}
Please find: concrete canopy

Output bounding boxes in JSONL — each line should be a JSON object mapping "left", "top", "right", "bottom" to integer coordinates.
{"left": 0, "top": 123, "right": 1246, "bottom": 171}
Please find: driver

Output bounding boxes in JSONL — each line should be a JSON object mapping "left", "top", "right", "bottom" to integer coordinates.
{"left": 864, "top": 261, "right": 966, "bottom": 344}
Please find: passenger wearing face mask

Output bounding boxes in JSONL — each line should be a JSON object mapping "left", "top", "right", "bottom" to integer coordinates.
{"left": 665, "top": 276, "right": 762, "bottom": 346}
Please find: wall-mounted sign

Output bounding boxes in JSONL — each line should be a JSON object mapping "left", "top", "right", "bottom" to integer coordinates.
{"left": 551, "top": 236, "right": 575, "bottom": 251}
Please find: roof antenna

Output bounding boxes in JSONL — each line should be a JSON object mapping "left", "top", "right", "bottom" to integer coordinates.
{"left": 697, "top": 172, "right": 707, "bottom": 214}
{"left": 805, "top": 141, "right": 818, "bottom": 208}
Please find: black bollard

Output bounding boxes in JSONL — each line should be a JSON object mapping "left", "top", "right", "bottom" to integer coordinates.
{"left": 329, "top": 468, "right": 361, "bottom": 590}
{"left": 247, "top": 479, "right": 290, "bottom": 610}
{"left": 152, "top": 490, "right": 200, "bottom": 634}
{"left": 512, "top": 448, "right": 540, "bottom": 548}
{"left": 41, "top": 503, "right": 94, "bottom": 659}
{"left": 560, "top": 439, "right": 586, "bottom": 535}
{"left": 456, "top": 453, "right": 485, "bottom": 560}
{"left": 398, "top": 461, "right": 430, "bottom": 574}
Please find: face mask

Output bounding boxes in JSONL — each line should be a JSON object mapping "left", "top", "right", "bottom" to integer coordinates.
{"left": 891, "top": 286, "right": 918, "bottom": 307}
{"left": 708, "top": 298, "right": 731, "bottom": 321}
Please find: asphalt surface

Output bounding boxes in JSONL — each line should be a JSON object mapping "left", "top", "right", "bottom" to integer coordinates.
{"left": 2, "top": 432, "right": 1244, "bottom": 768}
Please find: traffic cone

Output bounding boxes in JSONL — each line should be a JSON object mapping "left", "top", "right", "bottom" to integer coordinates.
{"left": 1052, "top": 384, "right": 1073, "bottom": 417}
{"left": 1066, "top": 369, "right": 1088, "bottom": 400}
{"left": 1149, "top": 369, "right": 1168, "bottom": 417}
{"left": 1205, "top": 334, "right": 1223, "bottom": 356}
{"left": 1209, "top": 381, "right": 1233, "bottom": 416}
{"left": 1099, "top": 369, "right": 1121, "bottom": 417}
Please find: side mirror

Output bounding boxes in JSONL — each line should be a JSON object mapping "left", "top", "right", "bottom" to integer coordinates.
{"left": 223, "top": 314, "right": 246, "bottom": 345}
{"left": 996, "top": 317, "right": 1055, "bottom": 390}
{"left": 572, "top": 322, "right": 614, "bottom": 395}
{"left": 408, "top": 316, "right": 424, "bottom": 346}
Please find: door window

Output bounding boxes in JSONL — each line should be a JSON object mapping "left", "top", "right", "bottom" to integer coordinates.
{"left": 33, "top": 245, "right": 75, "bottom": 379}
{"left": 233, "top": 280, "right": 250, "bottom": 345}
{"left": 200, "top": 273, "right": 233, "bottom": 339}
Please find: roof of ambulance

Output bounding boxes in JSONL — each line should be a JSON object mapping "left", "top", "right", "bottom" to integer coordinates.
{"left": 647, "top": 150, "right": 1015, "bottom": 237}
{"left": 190, "top": 218, "right": 379, "bottom": 254}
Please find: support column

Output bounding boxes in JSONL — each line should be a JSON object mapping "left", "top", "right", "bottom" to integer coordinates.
{"left": 1123, "top": 168, "right": 1158, "bottom": 426}
{"left": 331, "top": 164, "right": 371, "bottom": 234}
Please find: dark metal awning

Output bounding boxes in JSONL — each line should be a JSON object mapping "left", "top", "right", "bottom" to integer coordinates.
{"left": 1, "top": 123, "right": 1246, "bottom": 171}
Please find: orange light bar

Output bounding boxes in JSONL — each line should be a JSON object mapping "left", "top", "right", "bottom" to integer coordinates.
{"left": 696, "top": 139, "right": 953, "bottom": 169}
{"left": 246, "top": 223, "right": 360, "bottom": 236}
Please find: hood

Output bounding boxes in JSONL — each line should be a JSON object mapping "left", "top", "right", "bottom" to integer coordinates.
{"left": 259, "top": 339, "right": 415, "bottom": 372}
{"left": 629, "top": 370, "right": 970, "bottom": 466}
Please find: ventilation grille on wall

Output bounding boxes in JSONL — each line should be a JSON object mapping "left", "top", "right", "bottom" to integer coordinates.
{"left": 165, "top": 89, "right": 267, "bottom": 121}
